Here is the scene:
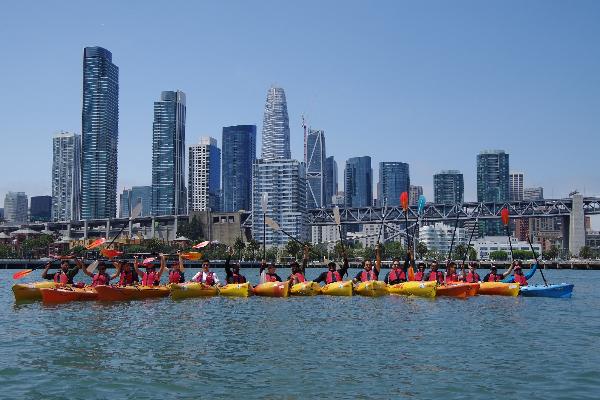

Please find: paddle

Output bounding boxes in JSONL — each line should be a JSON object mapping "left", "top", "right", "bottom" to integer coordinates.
{"left": 408, "top": 195, "right": 426, "bottom": 281}
{"left": 526, "top": 234, "right": 549, "bottom": 287}
{"left": 265, "top": 217, "right": 304, "bottom": 246}
{"left": 333, "top": 206, "right": 346, "bottom": 255}
{"left": 105, "top": 202, "right": 143, "bottom": 249}
{"left": 192, "top": 240, "right": 211, "bottom": 249}
{"left": 86, "top": 260, "right": 100, "bottom": 274}
{"left": 180, "top": 251, "right": 202, "bottom": 261}
{"left": 261, "top": 192, "right": 268, "bottom": 261}
{"left": 376, "top": 198, "right": 387, "bottom": 244}
{"left": 500, "top": 208, "right": 515, "bottom": 263}
{"left": 12, "top": 269, "right": 33, "bottom": 280}
{"left": 447, "top": 205, "right": 461, "bottom": 264}
{"left": 400, "top": 192, "right": 410, "bottom": 251}
{"left": 86, "top": 238, "right": 107, "bottom": 250}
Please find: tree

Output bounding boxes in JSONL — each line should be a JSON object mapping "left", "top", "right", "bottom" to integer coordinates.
{"left": 21, "top": 234, "right": 54, "bottom": 258}
{"left": 285, "top": 240, "right": 301, "bottom": 259}
{"left": 468, "top": 247, "right": 478, "bottom": 261}
{"left": 490, "top": 250, "right": 508, "bottom": 261}
{"left": 0, "top": 244, "right": 15, "bottom": 258}
{"left": 177, "top": 216, "right": 203, "bottom": 241}
{"left": 361, "top": 246, "right": 375, "bottom": 260}
{"left": 265, "top": 246, "right": 279, "bottom": 262}
{"left": 233, "top": 237, "right": 246, "bottom": 260}
{"left": 311, "top": 243, "right": 328, "bottom": 261}
{"left": 454, "top": 244, "right": 467, "bottom": 261}
{"left": 383, "top": 241, "right": 405, "bottom": 260}
{"left": 512, "top": 250, "right": 534, "bottom": 260}
{"left": 246, "top": 239, "right": 260, "bottom": 260}
{"left": 579, "top": 246, "right": 592, "bottom": 259}
{"left": 416, "top": 241, "right": 428, "bottom": 259}
{"left": 543, "top": 245, "right": 560, "bottom": 260}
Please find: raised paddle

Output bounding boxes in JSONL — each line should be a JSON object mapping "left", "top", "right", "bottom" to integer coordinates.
{"left": 447, "top": 205, "right": 461, "bottom": 264}
{"left": 86, "top": 260, "right": 100, "bottom": 274}
{"left": 105, "top": 202, "right": 143, "bottom": 249}
{"left": 333, "top": 206, "right": 346, "bottom": 254}
{"left": 376, "top": 198, "right": 388, "bottom": 244}
{"left": 400, "top": 192, "right": 410, "bottom": 251}
{"left": 501, "top": 208, "right": 515, "bottom": 262}
{"left": 261, "top": 192, "right": 269, "bottom": 261}
{"left": 86, "top": 237, "right": 107, "bottom": 250}
{"left": 192, "top": 240, "right": 211, "bottom": 249}
{"left": 526, "top": 234, "right": 549, "bottom": 286}
{"left": 265, "top": 217, "right": 304, "bottom": 246}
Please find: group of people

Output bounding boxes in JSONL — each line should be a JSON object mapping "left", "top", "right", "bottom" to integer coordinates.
{"left": 39, "top": 244, "right": 532, "bottom": 288}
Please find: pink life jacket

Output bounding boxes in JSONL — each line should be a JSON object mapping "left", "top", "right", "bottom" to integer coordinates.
{"left": 119, "top": 270, "right": 135, "bottom": 286}
{"left": 388, "top": 268, "right": 406, "bottom": 283}
{"left": 142, "top": 270, "right": 159, "bottom": 286}
{"left": 466, "top": 272, "right": 480, "bottom": 283}
{"left": 487, "top": 273, "right": 501, "bottom": 282}
{"left": 428, "top": 271, "right": 443, "bottom": 283}
{"left": 326, "top": 271, "right": 342, "bottom": 284}
{"left": 513, "top": 273, "right": 528, "bottom": 285}
{"left": 204, "top": 271, "right": 216, "bottom": 286}
{"left": 92, "top": 272, "right": 110, "bottom": 287}
{"left": 360, "top": 270, "right": 377, "bottom": 282}
{"left": 413, "top": 271, "right": 425, "bottom": 281}
{"left": 54, "top": 271, "right": 69, "bottom": 284}
{"left": 265, "top": 273, "right": 278, "bottom": 282}
{"left": 292, "top": 273, "right": 305, "bottom": 283}
{"left": 445, "top": 273, "right": 459, "bottom": 283}
{"left": 169, "top": 270, "right": 183, "bottom": 284}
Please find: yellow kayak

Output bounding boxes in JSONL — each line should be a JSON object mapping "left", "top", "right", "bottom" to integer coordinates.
{"left": 12, "top": 281, "right": 59, "bottom": 301}
{"left": 479, "top": 282, "right": 520, "bottom": 296}
{"left": 253, "top": 281, "right": 290, "bottom": 297}
{"left": 290, "top": 281, "right": 321, "bottom": 296}
{"left": 354, "top": 280, "right": 389, "bottom": 297}
{"left": 321, "top": 280, "right": 353, "bottom": 296}
{"left": 388, "top": 281, "right": 437, "bottom": 298}
{"left": 219, "top": 282, "right": 253, "bottom": 297}
{"left": 170, "top": 282, "right": 218, "bottom": 300}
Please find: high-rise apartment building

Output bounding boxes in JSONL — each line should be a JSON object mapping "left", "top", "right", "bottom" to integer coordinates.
{"left": 221, "top": 125, "right": 256, "bottom": 212}
{"left": 477, "top": 150, "right": 509, "bottom": 235}
{"left": 120, "top": 186, "right": 152, "bottom": 218}
{"left": 524, "top": 187, "right": 544, "bottom": 201}
{"left": 434, "top": 170, "right": 464, "bottom": 204}
{"left": 52, "top": 132, "right": 81, "bottom": 221}
{"left": 4, "top": 192, "right": 28, "bottom": 224}
{"left": 189, "top": 137, "right": 221, "bottom": 212}
{"left": 409, "top": 185, "right": 423, "bottom": 207}
{"left": 377, "top": 162, "right": 409, "bottom": 207}
{"left": 30, "top": 196, "right": 52, "bottom": 222}
{"left": 323, "top": 156, "right": 338, "bottom": 207}
{"left": 509, "top": 172, "right": 524, "bottom": 201}
{"left": 345, "top": 157, "right": 373, "bottom": 207}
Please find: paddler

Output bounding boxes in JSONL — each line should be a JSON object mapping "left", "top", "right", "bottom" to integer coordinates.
{"left": 113, "top": 259, "right": 138, "bottom": 286}
{"left": 512, "top": 262, "right": 529, "bottom": 286}
{"left": 259, "top": 261, "right": 282, "bottom": 283}
{"left": 287, "top": 245, "right": 309, "bottom": 285}
{"left": 79, "top": 260, "right": 112, "bottom": 286}
{"left": 224, "top": 247, "right": 247, "bottom": 284}
{"left": 412, "top": 262, "right": 427, "bottom": 281}
{"left": 133, "top": 254, "right": 167, "bottom": 286}
{"left": 444, "top": 262, "right": 459, "bottom": 283}
{"left": 384, "top": 256, "right": 408, "bottom": 285}
{"left": 463, "top": 262, "right": 481, "bottom": 283}
{"left": 352, "top": 258, "right": 381, "bottom": 283}
{"left": 427, "top": 261, "right": 444, "bottom": 283}
{"left": 312, "top": 250, "right": 350, "bottom": 284}
{"left": 41, "top": 258, "right": 80, "bottom": 284}
{"left": 482, "top": 263, "right": 514, "bottom": 282}
{"left": 167, "top": 253, "right": 185, "bottom": 284}
{"left": 192, "top": 258, "right": 221, "bottom": 286}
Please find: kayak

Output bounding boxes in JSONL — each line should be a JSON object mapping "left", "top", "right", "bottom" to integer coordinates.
{"left": 290, "top": 281, "right": 322, "bottom": 296}
{"left": 450, "top": 282, "right": 480, "bottom": 296}
{"left": 520, "top": 283, "right": 574, "bottom": 298}
{"left": 437, "top": 284, "right": 471, "bottom": 298}
{"left": 253, "top": 281, "right": 290, "bottom": 297}
{"left": 321, "top": 281, "right": 353, "bottom": 296}
{"left": 388, "top": 281, "right": 437, "bottom": 298}
{"left": 479, "top": 282, "right": 520, "bottom": 297}
{"left": 170, "top": 283, "right": 218, "bottom": 300}
{"left": 354, "top": 281, "right": 389, "bottom": 297}
{"left": 219, "top": 282, "right": 253, "bottom": 297}
{"left": 12, "top": 281, "right": 59, "bottom": 301}
{"left": 41, "top": 287, "right": 98, "bottom": 304}
{"left": 95, "top": 285, "right": 170, "bottom": 301}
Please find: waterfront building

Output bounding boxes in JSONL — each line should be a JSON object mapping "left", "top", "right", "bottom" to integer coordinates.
{"left": 4, "top": 192, "right": 28, "bottom": 224}
{"left": 120, "top": 186, "right": 152, "bottom": 218}
{"left": 221, "top": 125, "right": 256, "bottom": 212}
{"left": 252, "top": 159, "right": 306, "bottom": 246}
{"left": 332, "top": 192, "right": 345, "bottom": 206}
{"left": 509, "top": 172, "right": 524, "bottom": 201}
{"left": 305, "top": 128, "right": 326, "bottom": 209}
{"left": 30, "top": 196, "right": 52, "bottom": 222}
{"left": 311, "top": 225, "right": 341, "bottom": 252}
{"left": 434, "top": 170, "right": 464, "bottom": 204}
{"left": 473, "top": 236, "right": 542, "bottom": 261}
{"left": 52, "top": 132, "right": 81, "bottom": 221}
{"left": 323, "top": 156, "right": 338, "bottom": 207}
{"left": 261, "top": 87, "right": 290, "bottom": 160}
{"left": 524, "top": 187, "right": 544, "bottom": 201}
{"left": 409, "top": 185, "right": 423, "bottom": 207}
{"left": 477, "top": 150, "right": 509, "bottom": 236}
{"left": 344, "top": 156, "right": 373, "bottom": 207}
{"left": 189, "top": 137, "right": 221, "bottom": 212}
{"left": 377, "top": 162, "right": 409, "bottom": 207}
{"left": 419, "top": 222, "right": 466, "bottom": 256}
{"left": 81, "top": 46, "right": 119, "bottom": 219}
{"left": 151, "top": 90, "right": 187, "bottom": 216}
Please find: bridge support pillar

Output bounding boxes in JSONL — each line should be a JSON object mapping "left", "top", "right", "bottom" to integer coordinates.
{"left": 569, "top": 194, "right": 585, "bottom": 257}
{"left": 83, "top": 220, "right": 88, "bottom": 240}
{"left": 105, "top": 220, "right": 110, "bottom": 238}
{"left": 151, "top": 217, "right": 156, "bottom": 238}
{"left": 129, "top": 220, "right": 133, "bottom": 240}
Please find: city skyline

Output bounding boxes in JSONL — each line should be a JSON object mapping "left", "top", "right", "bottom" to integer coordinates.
{"left": 1, "top": 2, "right": 599, "bottom": 224}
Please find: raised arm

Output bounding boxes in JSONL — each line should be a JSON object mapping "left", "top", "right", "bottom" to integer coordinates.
{"left": 78, "top": 258, "right": 94, "bottom": 277}
{"left": 41, "top": 261, "right": 53, "bottom": 280}
{"left": 339, "top": 252, "right": 350, "bottom": 278}
{"left": 224, "top": 247, "right": 233, "bottom": 277}
{"left": 110, "top": 263, "right": 121, "bottom": 280}
{"left": 375, "top": 244, "right": 381, "bottom": 274}
{"left": 501, "top": 261, "right": 516, "bottom": 278}
{"left": 178, "top": 253, "right": 185, "bottom": 272}
{"left": 302, "top": 245, "right": 309, "bottom": 275}
{"left": 157, "top": 254, "right": 167, "bottom": 279}
{"left": 133, "top": 257, "right": 142, "bottom": 277}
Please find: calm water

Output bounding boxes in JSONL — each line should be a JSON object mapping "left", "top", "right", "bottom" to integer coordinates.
{"left": 1, "top": 267, "right": 599, "bottom": 399}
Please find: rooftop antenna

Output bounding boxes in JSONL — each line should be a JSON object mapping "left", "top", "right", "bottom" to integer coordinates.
{"left": 302, "top": 114, "right": 307, "bottom": 164}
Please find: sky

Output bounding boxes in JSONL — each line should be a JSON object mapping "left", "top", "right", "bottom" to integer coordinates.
{"left": 0, "top": 1, "right": 599, "bottom": 223}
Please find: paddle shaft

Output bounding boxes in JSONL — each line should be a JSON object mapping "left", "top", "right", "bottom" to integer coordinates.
{"left": 461, "top": 217, "right": 479, "bottom": 268}
{"left": 263, "top": 212, "right": 266, "bottom": 261}
{"left": 376, "top": 199, "right": 387, "bottom": 244}
{"left": 277, "top": 226, "right": 305, "bottom": 247}
{"left": 505, "top": 225, "right": 515, "bottom": 261}
{"left": 526, "top": 235, "right": 549, "bottom": 286}
{"left": 447, "top": 208, "right": 461, "bottom": 262}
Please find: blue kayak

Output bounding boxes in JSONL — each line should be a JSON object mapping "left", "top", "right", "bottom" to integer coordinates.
{"left": 519, "top": 283, "right": 574, "bottom": 298}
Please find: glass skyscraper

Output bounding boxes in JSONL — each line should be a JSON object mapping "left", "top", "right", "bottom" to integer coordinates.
{"left": 434, "top": 170, "right": 464, "bottom": 204}
{"left": 52, "top": 132, "right": 81, "bottom": 221}
{"left": 378, "top": 161, "right": 410, "bottom": 207}
{"left": 30, "top": 196, "right": 52, "bottom": 222}
{"left": 477, "top": 150, "right": 509, "bottom": 235}
{"left": 120, "top": 186, "right": 152, "bottom": 218}
{"left": 151, "top": 90, "right": 187, "bottom": 216}
{"left": 305, "top": 128, "right": 326, "bottom": 209}
{"left": 222, "top": 125, "right": 256, "bottom": 212}
{"left": 81, "top": 46, "right": 119, "bottom": 219}
{"left": 261, "top": 87, "right": 290, "bottom": 160}
{"left": 323, "top": 156, "right": 338, "bottom": 207}
{"left": 189, "top": 137, "right": 221, "bottom": 212}
{"left": 344, "top": 156, "right": 373, "bottom": 207}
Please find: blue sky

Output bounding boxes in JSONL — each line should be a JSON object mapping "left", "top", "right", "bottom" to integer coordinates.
{"left": 1, "top": 1, "right": 599, "bottom": 218}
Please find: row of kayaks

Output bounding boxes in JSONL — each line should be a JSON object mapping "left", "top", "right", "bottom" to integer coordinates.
{"left": 13, "top": 280, "right": 574, "bottom": 304}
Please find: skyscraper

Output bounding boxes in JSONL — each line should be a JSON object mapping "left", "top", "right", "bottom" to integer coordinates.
{"left": 52, "top": 132, "right": 81, "bottom": 221}
{"left": 434, "top": 170, "right": 464, "bottom": 204}
{"left": 323, "top": 156, "right": 338, "bottom": 207}
{"left": 524, "top": 187, "right": 544, "bottom": 201}
{"left": 30, "top": 196, "right": 52, "bottom": 222}
{"left": 120, "top": 186, "right": 152, "bottom": 218}
{"left": 477, "top": 150, "right": 509, "bottom": 235}
{"left": 261, "top": 87, "right": 290, "bottom": 160}
{"left": 189, "top": 137, "right": 221, "bottom": 212}
{"left": 377, "top": 162, "right": 409, "bottom": 207}
{"left": 305, "top": 128, "right": 326, "bottom": 209}
{"left": 509, "top": 172, "right": 524, "bottom": 201}
{"left": 222, "top": 125, "right": 256, "bottom": 212}
{"left": 4, "top": 192, "right": 28, "bottom": 224}
{"left": 409, "top": 185, "right": 423, "bottom": 207}
{"left": 81, "top": 46, "right": 119, "bottom": 219}
{"left": 252, "top": 159, "right": 306, "bottom": 246}
{"left": 345, "top": 157, "right": 373, "bottom": 207}
{"left": 151, "top": 90, "right": 187, "bottom": 216}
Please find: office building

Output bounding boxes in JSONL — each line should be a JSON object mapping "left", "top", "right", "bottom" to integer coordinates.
{"left": 509, "top": 172, "right": 524, "bottom": 201}
{"left": 344, "top": 156, "right": 372, "bottom": 207}
{"left": 120, "top": 186, "right": 152, "bottom": 218}
{"left": 221, "top": 125, "right": 256, "bottom": 212}
{"left": 261, "top": 87, "right": 290, "bottom": 160}
{"left": 305, "top": 128, "right": 326, "bottom": 209}
{"left": 52, "top": 132, "right": 81, "bottom": 221}
{"left": 189, "top": 137, "right": 221, "bottom": 212}
{"left": 477, "top": 150, "right": 509, "bottom": 235}
{"left": 4, "top": 192, "right": 28, "bottom": 224}
{"left": 434, "top": 170, "right": 464, "bottom": 204}
{"left": 377, "top": 162, "right": 410, "bottom": 207}
{"left": 323, "top": 156, "right": 338, "bottom": 206}
{"left": 30, "top": 196, "right": 52, "bottom": 222}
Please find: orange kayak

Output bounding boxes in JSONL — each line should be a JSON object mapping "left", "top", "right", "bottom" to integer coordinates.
{"left": 253, "top": 281, "right": 290, "bottom": 297}
{"left": 41, "top": 287, "right": 98, "bottom": 304}
{"left": 95, "top": 285, "right": 170, "bottom": 301}
{"left": 479, "top": 282, "right": 520, "bottom": 296}
{"left": 437, "top": 284, "right": 471, "bottom": 298}
{"left": 449, "top": 282, "right": 480, "bottom": 296}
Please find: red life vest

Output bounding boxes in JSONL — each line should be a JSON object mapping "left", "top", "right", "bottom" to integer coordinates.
{"left": 413, "top": 271, "right": 425, "bottom": 281}
{"left": 360, "top": 270, "right": 377, "bottom": 282}
{"left": 326, "top": 270, "right": 342, "bottom": 284}
{"left": 388, "top": 268, "right": 406, "bottom": 283}
{"left": 169, "top": 270, "right": 183, "bottom": 284}
{"left": 428, "top": 271, "right": 443, "bottom": 283}
{"left": 291, "top": 273, "right": 305, "bottom": 283}
{"left": 119, "top": 270, "right": 135, "bottom": 286}
{"left": 204, "top": 271, "right": 216, "bottom": 286}
{"left": 92, "top": 272, "right": 110, "bottom": 287}
{"left": 445, "top": 273, "right": 459, "bottom": 283}
{"left": 487, "top": 273, "right": 501, "bottom": 282}
{"left": 54, "top": 271, "right": 69, "bottom": 284}
{"left": 142, "top": 270, "right": 159, "bottom": 286}
{"left": 266, "top": 273, "right": 278, "bottom": 282}
{"left": 513, "top": 273, "right": 528, "bottom": 285}
{"left": 466, "top": 272, "right": 480, "bottom": 283}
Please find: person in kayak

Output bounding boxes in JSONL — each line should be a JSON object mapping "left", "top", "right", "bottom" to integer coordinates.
{"left": 80, "top": 261, "right": 112, "bottom": 286}
{"left": 224, "top": 247, "right": 247, "bottom": 284}
{"left": 463, "top": 262, "right": 481, "bottom": 283}
{"left": 501, "top": 260, "right": 537, "bottom": 283}
{"left": 312, "top": 251, "right": 350, "bottom": 284}
{"left": 482, "top": 263, "right": 514, "bottom": 282}
{"left": 444, "top": 262, "right": 459, "bottom": 283}
{"left": 384, "top": 256, "right": 408, "bottom": 285}
{"left": 412, "top": 262, "right": 427, "bottom": 281}
{"left": 259, "top": 261, "right": 282, "bottom": 283}
{"left": 167, "top": 253, "right": 185, "bottom": 284}
{"left": 512, "top": 264, "right": 529, "bottom": 286}
{"left": 134, "top": 255, "right": 166, "bottom": 286}
{"left": 288, "top": 245, "right": 309, "bottom": 285}
{"left": 427, "top": 261, "right": 444, "bottom": 283}
{"left": 192, "top": 259, "right": 221, "bottom": 286}
{"left": 113, "top": 259, "right": 138, "bottom": 286}
{"left": 41, "top": 259, "right": 80, "bottom": 284}
{"left": 353, "top": 244, "right": 381, "bottom": 283}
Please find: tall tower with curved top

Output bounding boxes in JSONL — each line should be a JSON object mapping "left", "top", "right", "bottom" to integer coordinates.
{"left": 261, "top": 87, "right": 290, "bottom": 160}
